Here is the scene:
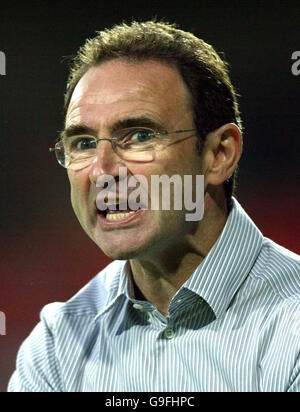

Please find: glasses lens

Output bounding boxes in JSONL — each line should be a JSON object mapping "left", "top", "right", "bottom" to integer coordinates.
{"left": 63, "top": 136, "right": 97, "bottom": 170}
{"left": 68, "top": 152, "right": 96, "bottom": 170}
{"left": 118, "top": 148, "right": 155, "bottom": 162}
{"left": 114, "top": 128, "right": 158, "bottom": 162}
{"left": 53, "top": 128, "right": 161, "bottom": 169}
{"left": 54, "top": 142, "right": 68, "bottom": 168}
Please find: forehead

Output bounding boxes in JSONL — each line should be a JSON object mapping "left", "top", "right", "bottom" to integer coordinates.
{"left": 66, "top": 59, "right": 193, "bottom": 129}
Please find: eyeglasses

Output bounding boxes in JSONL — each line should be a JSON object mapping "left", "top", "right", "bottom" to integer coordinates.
{"left": 49, "top": 127, "right": 197, "bottom": 170}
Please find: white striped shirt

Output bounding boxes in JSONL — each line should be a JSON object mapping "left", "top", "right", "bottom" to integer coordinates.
{"left": 8, "top": 199, "right": 300, "bottom": 392}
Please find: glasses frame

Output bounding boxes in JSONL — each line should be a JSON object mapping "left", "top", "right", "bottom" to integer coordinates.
{"left": 49, "top": 127, "right": 197, "bottom": 169}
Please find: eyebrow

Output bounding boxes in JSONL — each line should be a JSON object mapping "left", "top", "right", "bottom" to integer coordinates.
{"left": 61, "top": 116, "right": 165, "bottom": 140}
{"left": 61, "top": 124, "right": 96, "bottom": 140}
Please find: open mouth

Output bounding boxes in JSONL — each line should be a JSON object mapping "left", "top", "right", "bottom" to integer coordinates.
{"left": 96, "top": 201, "right": 144, "bottom": 223}
{"left": 101, "top": 210, "right": 136, "bottom": 221}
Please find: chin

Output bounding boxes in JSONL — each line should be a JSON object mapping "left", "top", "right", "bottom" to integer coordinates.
{"left": 98, "top": 245, "right": 144, "bottom": 261}
{"left": 91, "top": 216, "right": 165, "bottom": 260}
{"left": 94, "top": 232, "right": 159, "bottom": 261}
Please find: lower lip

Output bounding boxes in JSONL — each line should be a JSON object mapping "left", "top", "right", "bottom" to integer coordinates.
{"left": 97, "top": 209, "right": 145, "bottom": 226}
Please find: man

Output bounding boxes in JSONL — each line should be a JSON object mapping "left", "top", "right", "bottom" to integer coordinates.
{"left": 8, "top": 21, "right": 299, "bottom": 392}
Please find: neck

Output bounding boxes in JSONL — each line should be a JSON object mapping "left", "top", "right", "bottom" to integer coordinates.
{"left": 130, "top": 188, "right": 229, "bottom": 316}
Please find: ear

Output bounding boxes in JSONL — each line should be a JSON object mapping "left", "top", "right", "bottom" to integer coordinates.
{"left": 202, "top": 123, "right": 242, "bottom": 186}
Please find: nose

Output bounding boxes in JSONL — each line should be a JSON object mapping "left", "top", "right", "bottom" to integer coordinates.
{"left": 89, "top": 139, "right": 124, "bottom": 185}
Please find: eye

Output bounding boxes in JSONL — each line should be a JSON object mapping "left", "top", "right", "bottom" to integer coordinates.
{"left": 127, "top": 129, "right": 156, "bottom": 144}
{"left": 70, "top": 136, "right": 97, "bottom": 151}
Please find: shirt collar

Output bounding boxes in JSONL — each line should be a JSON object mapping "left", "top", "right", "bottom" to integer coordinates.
{"left": 94, "top": 198, "right": 263, "bottom": 321}
{"left": 183, "top": 197, "right": 263, "bottom": 318}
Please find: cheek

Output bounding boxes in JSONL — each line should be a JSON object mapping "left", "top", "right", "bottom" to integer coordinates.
{"left": 158, "top": 144, "right": 201, "bottom": 177}
{"left": 68, "top": 170, "right": 90, "bottom": 216}
{"left": 70, "top": 184, "right": 80, "bottom": 216}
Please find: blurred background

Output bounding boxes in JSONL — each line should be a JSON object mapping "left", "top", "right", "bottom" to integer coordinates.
{"left": 0, "top": 0, "right": 299, "bottom": 391}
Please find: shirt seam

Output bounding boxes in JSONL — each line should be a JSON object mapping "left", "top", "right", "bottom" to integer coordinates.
{"left": 249, "top": 243, "right": 300, "bottom": 302}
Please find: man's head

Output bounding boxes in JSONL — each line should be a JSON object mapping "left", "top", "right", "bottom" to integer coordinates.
{"left": 64, "top": 20, "right": 242, "bottom": 207}
{"left": 62, "top": 21, "right": 242, "bottom": 261}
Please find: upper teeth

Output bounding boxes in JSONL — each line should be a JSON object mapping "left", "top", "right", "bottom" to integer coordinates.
{"left": 106, "top": 211, "right": 135, "bottom": 221}
{"left": 105, "top": 201, "right": 119, "bottom": 206}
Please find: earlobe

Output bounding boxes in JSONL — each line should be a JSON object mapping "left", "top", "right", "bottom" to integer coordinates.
{"left": 203, "top": 123, "right": 242, "bottom": 186}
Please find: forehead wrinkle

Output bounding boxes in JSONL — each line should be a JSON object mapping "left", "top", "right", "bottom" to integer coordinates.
{"left": 68, "top": 79, "right": 174, "bottom": 118}
{"left": 66, "top": 94, "right": 191, "bottom": 134}
{"left": 66, "top": 85, "right": 157, "bottom": 128}
{"left": 66, "top": 60, "right": 194, "bottom": 132}
{"left": 66, "top": 95, "right": 169, "bottom": 135}
{"left": 64, "top": 114, "right": 167, "bottom": 142}
{"left": 70, "top": 58, "right": 192, "bottom": 104}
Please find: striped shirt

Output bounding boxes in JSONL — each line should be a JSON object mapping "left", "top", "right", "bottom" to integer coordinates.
{"left": 8, "top": 198, "right": 300, "bottom": 392}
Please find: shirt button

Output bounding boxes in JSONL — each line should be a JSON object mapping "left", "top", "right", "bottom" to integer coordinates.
{"left": 133, "top": 303, "right": 143, "bottom": 311}
{"left": 164, "top": 327, "right": 175, "bottom": 339}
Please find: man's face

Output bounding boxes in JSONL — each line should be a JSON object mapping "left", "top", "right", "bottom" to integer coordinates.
{"left": 65, "top": 59, "right": 205, "bottom": 260}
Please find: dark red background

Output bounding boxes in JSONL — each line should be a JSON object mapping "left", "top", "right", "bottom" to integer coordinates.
{"left": 1, "top": 0, "right": 299, "bottom": 391}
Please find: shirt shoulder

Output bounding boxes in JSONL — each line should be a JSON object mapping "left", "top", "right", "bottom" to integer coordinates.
{"left": 251, "top": 237, "right": 300, "bottom": 301}
{"left": 42, "top": 260, "right": 126, "bottom": 324}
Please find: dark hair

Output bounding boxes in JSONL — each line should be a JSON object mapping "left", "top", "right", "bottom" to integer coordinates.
{"left": 64, "top": 20, "right": 242, "bottom": 207}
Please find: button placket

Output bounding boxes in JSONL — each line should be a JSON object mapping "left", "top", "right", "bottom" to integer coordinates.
{"left": 133, "top": 303, "right": 143, "bottom": 311}
{"left": 164, "top": 327, "right": 175, "bottom": 340}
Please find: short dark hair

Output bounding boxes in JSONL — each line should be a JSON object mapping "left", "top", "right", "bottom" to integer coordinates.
{"left": 64, "top": 20, "right": 242, "bottom": 207}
